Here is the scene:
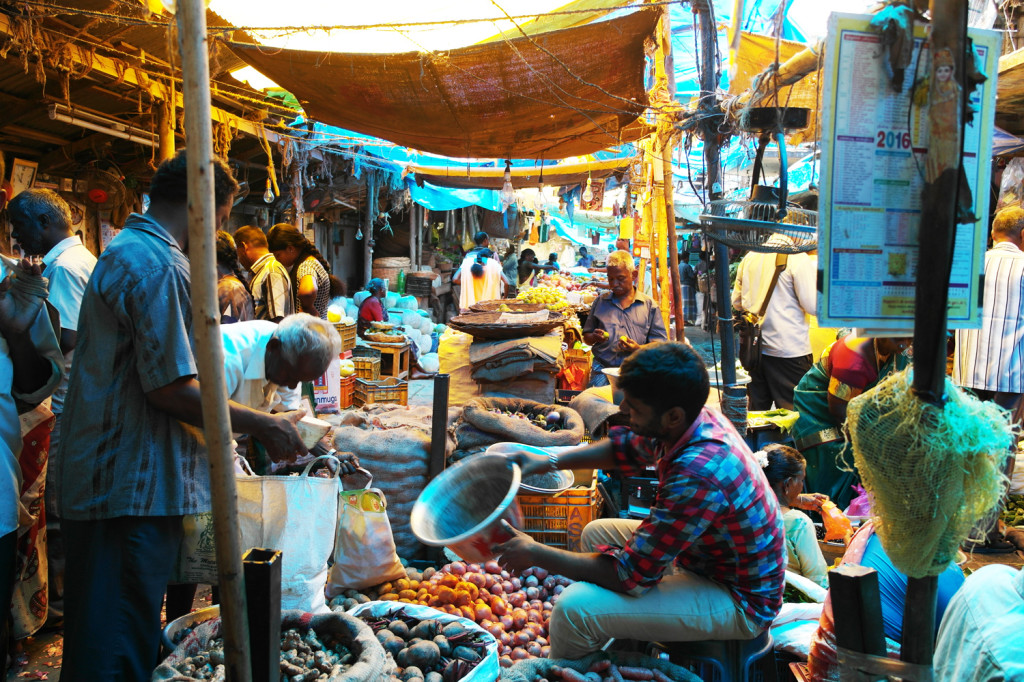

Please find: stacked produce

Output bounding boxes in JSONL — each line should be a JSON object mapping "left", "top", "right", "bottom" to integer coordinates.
{"left": 1002, "top": 494, "right": 1024, "bottom": 527}
{"left": 536, "top": 274, "right": 584, "bottom": 291}
{"left": 333, "top": 561, "right": 573, "bottom": 669}
{"left": 517, "top": 287, "right": 570, "bottom": 311}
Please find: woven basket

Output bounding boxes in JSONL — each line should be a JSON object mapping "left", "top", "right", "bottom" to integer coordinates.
{"left": 365, "top": 332, "right": 406, "bottom": 344}
{"left": 373, "top": 257, "right": 411, "bottom": 269}
{"left": 448, "top": 311, "right": 564, "bottom": 340}
{"left": 469, "top": 299, "right": 549, "bottom": 314}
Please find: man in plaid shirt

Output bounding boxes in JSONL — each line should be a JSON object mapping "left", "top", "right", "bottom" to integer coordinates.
{"left": 498, "top": 342, "right": 785, "bottom": 658}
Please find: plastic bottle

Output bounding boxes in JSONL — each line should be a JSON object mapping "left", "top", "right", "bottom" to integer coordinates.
{"left": 396, "top": 269, "right": 406, "bottom": 294}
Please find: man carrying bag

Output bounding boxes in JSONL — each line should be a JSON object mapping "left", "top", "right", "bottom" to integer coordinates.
{"left": 732, "top": 236, "right": 817, "bottom": 411}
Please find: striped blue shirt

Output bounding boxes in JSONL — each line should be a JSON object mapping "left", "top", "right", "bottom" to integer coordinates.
{"left": 954, "top": 241, "right": 1024, "bottom": 393}
{"left": 58, "top": 213, "right": 209, "bottom": 520}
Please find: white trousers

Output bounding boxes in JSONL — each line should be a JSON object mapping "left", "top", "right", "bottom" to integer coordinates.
{"left": 548, "top": 518, "right": 761, "bottom": 659}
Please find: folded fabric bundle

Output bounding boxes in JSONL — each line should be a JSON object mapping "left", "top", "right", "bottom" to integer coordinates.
{"left": 469, "top": 329, "right": 564, "bottom": 382}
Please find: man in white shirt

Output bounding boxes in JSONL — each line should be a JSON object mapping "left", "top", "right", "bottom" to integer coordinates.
{"left": 9, "top": 189, "right": 97, "bottom": 624}
{"left": 934, "top": 564, "right": 1024, "bottom": 682}
{"left": 953, "top": 206, "right": 1024, "bottom": 552}
{"left": 732, "top": 237, "right": 817, "bottom": 410}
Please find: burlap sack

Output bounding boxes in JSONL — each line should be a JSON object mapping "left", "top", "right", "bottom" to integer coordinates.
{"left": 152, "top": 610, "right": 390, "bottom": 681}
{"left": 458, "top": 397, "right": 585, "bottom": 448}
{"left": 502, "top": 651, "right": 700, "bottom": 682}
{"left": 325, "top": 405, "right": 459, "bottom": 558}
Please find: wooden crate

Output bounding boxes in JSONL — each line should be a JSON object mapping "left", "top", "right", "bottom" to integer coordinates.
{"left": 516, "top": 471, "right": 603, "bottom": 551}
{"left": 354, "top": 377, "right": 409, "bottom": 407}
{"left": 352, "top": 346, "right": 381, "bottom": 381}
{"left": 333, "top": 321, "right": 357, "bottom": 351}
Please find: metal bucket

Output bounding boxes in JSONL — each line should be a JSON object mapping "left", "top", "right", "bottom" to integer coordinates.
{"left": 411, "top": 454, "right": 524, "bottom": 563}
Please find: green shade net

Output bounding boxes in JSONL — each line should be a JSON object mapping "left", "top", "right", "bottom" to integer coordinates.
{"left": 845, "top": 368, "right": 1012, "bottom": 578}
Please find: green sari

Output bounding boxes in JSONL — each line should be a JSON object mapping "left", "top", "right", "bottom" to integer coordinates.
{"left": 791, "top": 340, "right": 909, "bottom": 508}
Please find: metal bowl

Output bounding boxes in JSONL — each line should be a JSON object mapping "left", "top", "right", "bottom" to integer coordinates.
{"left": 161, "top": 605, "right": 220, "bottom": 655}
{"left": 410, "top": 454, "right": 524, "bottom": 563}
{"left": 483, "top": 443, "right": 575, "bottom": 494}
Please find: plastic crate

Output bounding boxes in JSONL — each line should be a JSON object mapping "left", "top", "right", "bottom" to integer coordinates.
{"left": 555, "top": 389, "right": 582, "bottom": 406}
{"left": 352, "top": 346, "right": 381, "bottom": 381}
{"left": 563, "top": 348, "right": 592, "bottom": 387}
{"left": 333, "top": 321, "right": 357, "bottom": 351}
{"left": 339, "top": 375, "right": 356, "bottom": 410}
{"left": 354, "top": 377, "right": 408, "bottom": 407}
{"left": 517, "top": 471, "right": 603, "bottom": 551}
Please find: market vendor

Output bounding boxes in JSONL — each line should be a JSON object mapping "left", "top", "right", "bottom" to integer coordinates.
{"left": 575, "top": 246, "right": 596, "bottom": 269}
{"left": 790, "top": 336, "right": 910, "bottom": 508}
{"left": 358, "top": 277, "right": 390, "bottom": 338}
{"left": 357, "top": 278, "right": 434, "bottom": 378}
{"left": 518, "top": 248, "right": 559, "bottom": 286}
{"left": 497, "top": 342, "right": 785, "bottom": 658}
{"left": 582, "top": 250, "right": 667, "bottom": 386}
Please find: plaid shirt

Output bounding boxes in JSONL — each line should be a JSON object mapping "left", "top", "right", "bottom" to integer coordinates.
{"left": 249, "top": 253, "right": 294, "bottom": 322}
{"left": 600, "top": 408, "right": 786, "bottom": 629}
{"left": 58, "top": 213, "right": 209, "bottom": 520}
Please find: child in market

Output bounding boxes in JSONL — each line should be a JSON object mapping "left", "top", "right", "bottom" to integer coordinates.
{"left": 759, "top": 444, "right": 830, "bottom": 589}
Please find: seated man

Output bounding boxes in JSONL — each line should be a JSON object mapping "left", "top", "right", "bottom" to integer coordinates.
{"left": 498, "top": 343, "right": 786, "bottom": 658}
{"left": 582, "top": 250, "right": 667, "bottom": 387}
{"left": 933, "top": 564, "right": 1024, "bottom": 682}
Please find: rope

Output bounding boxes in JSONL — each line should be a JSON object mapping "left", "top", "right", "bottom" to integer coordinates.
{"left": 720, "top": 385, "right": 748, "bottom": 434}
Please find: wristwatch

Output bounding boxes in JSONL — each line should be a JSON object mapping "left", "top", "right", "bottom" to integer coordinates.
{"left": 547, "top": 451, "right": 560, "bottom": 472}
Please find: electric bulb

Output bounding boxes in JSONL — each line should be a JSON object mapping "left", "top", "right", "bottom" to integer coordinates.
{"left": 582, "top": 177, "right": 594, "bottom": 203}
{"left": 263, "top": 180, "right": 274, "bottom": 204}
{"left": 499, "top": 161, "right": 515, "bottom": 213}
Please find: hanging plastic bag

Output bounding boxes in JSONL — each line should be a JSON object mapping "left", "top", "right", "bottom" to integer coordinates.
{"left": 844, "top": 485, "right": 873, "bottom": 517}
{"left": 236, "top": 455, "right": 341, "bottom": 613}
{"left": 326, "top": 468, "right": 406, "bottom": 594}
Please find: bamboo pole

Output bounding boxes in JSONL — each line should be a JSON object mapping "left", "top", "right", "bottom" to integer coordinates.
{"left": 659, "top": 7, "right": 686, "bottom": 342}
{"left": 176, "top": 2, "right": 252, "bottom": 680}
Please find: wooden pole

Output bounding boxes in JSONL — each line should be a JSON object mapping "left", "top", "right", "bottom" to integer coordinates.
{"left": 291, "top": 161, "right": 304, "bottom": 230}
{"left": 693, "top": 0, "right": 736, "bottom": 384}
{"left": 176, "top": 1, "right": 252, "bottom": 680}
{"left": 364, "top": 172, "right": 375, "bottom": 286}
{"left": 902, "top": 0, "right": 970, "bottom": 668}
{"left": 409, "top": 203, "right": 416, "bottom": 267}
{"left": 659, "top": 7, "right": 686, "bottom": 342}
{"left": 157, "top": 97, "right": 175, "bottom": 162}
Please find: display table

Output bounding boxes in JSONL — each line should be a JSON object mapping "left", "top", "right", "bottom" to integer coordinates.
{"left": 367, "top": 341, "right": 411, "bottom": 380}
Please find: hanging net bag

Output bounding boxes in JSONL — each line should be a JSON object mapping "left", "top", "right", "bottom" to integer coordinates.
{"left": 845, "top": 368, "right": 1012, "bottom": 577}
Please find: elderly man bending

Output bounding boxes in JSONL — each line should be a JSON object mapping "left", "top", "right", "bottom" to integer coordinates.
{"left": 499, "top": 343, "right": 785, "bottom": 657}
{"left": 582, "top": 250, "right": 667, "bottom": 386}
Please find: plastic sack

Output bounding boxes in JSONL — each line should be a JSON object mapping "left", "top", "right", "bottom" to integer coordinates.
{"left": 402, "top": 311, "right": 420, "bottom": 327}
{"left": 171, "top": 512, "right": 218, "bottom": 585}
{"left": 820, "top": 500, "right": 854, "bottom": 543}
{"left": 997, "top": 157, "right": 1024, "bottom": 210}
{"left": 347, "top": 601, "right": 500, "bottom": 682}
{"left": 384, "top": 292, "right": 400, "bottom": 309}
{"left": 399, "top": 295, "right": 419, "bottom": 310}
{"left": 1011, "top": 451, "right": 1024, "bottom": 496}
{"left": 353, "top": 291, "right": 371, "bottom": 307}
{"left": 419, "top": 353, "right": 440, "bottom": 374}
{"left": 415, "top": 333, "right": 432, "bottom": 356}
{"left": 152, "top": 610, "right": 390, "bottom": 682}
{"left": 236, "top": 455, "right": 341, "bottom": 613}
{"left": 845, "top": 484, "right": 873, "bottom": 517}
{"left": 326, "top": 469, "right": 406, "bottom": 594}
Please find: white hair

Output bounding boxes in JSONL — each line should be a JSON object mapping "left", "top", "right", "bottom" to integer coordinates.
{"left": 606, "top": 249, "right": 635, "bottom": 272}
{"left": 274, "top": 313, "right": 341, "bottom": 370}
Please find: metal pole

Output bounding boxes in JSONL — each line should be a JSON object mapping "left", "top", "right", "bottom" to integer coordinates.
{"left": 177, "top": 1, "right": 252, "bottom": 680}
{"left": 364, "top": 172, "right": 375, "bottom": 286}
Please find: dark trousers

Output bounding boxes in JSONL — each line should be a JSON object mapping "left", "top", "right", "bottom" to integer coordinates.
{"left": 748, "top": 353, "right": 813, "bottom": 411}
{"left": 61, "top": 516, "right": 183, "bottom": 682}
{"left": 0, "top": 530, "right": 16, "bottom": 670}
{"left": 967, "top": 390, "right": 1021, "bottom": 541}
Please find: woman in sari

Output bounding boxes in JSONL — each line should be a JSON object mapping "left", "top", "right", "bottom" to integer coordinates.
{"left": 791, "top": 336, "right": 910, "bottom": 509}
